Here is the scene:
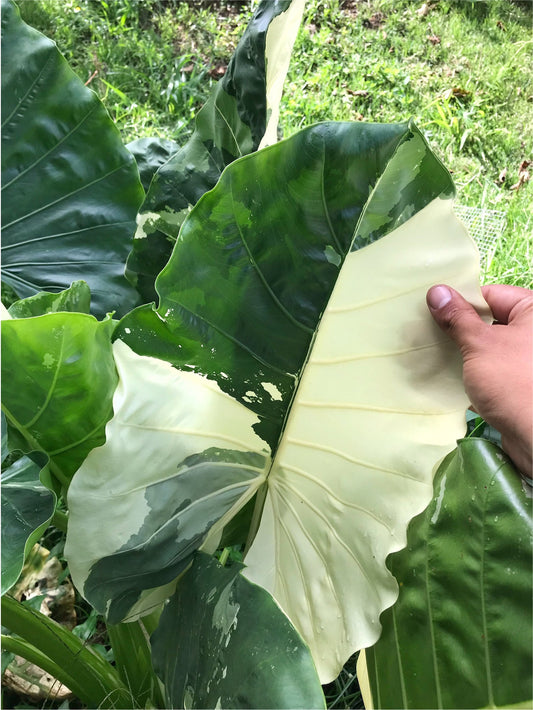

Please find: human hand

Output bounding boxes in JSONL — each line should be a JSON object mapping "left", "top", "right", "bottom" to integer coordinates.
{"left": 426, "top": 283, "right": 533, "bottom": 478}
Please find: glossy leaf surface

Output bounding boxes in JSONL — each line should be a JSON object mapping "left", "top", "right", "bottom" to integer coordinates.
{"left": 8, "top": 281, "right": 91, "bottom": 318}
{"left": 1, "top": 0, "right": 143, "bottom": 318}
{"left": 1, "top": 450, "right": 55, "bottom": 594}
{"left": 364, "top": 438, "right": 533, "bottom": 709}
{"left": 126, "top": 137, "right": 180, "bottom": 193}
{"left": 125, "top": 0, "right": 305, "bottom": 302}
{"left": 1, "top": 312, "right": 117, "bottom": 490}
{"left": 68, "top": 121, "right": 488, "bottom": 681}
{"left": 151, "top": 552, "right": 325, "bottom": 710}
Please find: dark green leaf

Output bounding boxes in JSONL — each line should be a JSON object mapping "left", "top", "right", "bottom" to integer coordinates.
{"left": 1, "top": 0, "right": 144, "bottom": 318}
{"left": 8, "top": 281, "right": 91, "bottom": 318}
{"left": 365, "top": 438, "right": 533, "bottom": 709}
{"left": 1, "top": 451, "right": 56, "bottom": 594}
{"left": 151, "top": 552, "right": 325, "bottom": 709}
{"left": 126, "top": 137, "right": 180, "bottom": 193}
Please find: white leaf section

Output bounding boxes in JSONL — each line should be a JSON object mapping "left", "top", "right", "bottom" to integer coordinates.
{"left": 66, "top": 340, "right": 269, "bottom": 604}
{"left": 244, "top": 197, "right": 491, "bottom": 683}
{"left": 258, "top": 0, "right": 306, "bottom": 150}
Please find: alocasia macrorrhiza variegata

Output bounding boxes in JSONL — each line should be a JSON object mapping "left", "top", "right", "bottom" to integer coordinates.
{"left": 4, "top": 0, "right": 514, "bottom": 698}
{"left": 65, "top": 121, "right": 490, "bottom": 682}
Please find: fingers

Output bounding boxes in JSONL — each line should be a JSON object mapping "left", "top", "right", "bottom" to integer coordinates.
{"left": 481, "top": 284, "right": 533, "bottom": 324}
{"left": 426, "top": 284, "right": 488, "bottom": 350}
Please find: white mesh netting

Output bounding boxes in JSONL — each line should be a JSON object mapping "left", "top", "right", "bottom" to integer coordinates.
{"left": 454, "top": 204, "right": 506, "bottom": 270}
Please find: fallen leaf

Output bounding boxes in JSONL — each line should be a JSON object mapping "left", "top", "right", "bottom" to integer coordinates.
{"left": 496, "top": 167, "right": 507, "bottom": 186}
{"left": 510, "top": 160, "right": 531, "bottom": 191}
{"left": 346, "top": 89, "right": 370, "bottom": 98}
{"left": 209, "top": 62, "right": 227, "bottom": 79}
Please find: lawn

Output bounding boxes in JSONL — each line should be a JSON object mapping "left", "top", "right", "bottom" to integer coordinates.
{"left": 17, "top": 0, "right": 532, "bottom": 288}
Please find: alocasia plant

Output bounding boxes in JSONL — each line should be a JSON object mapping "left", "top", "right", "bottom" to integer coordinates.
{"left": 2, "top": 0, "right": 531, "bottom": 708}
{"left": 65, "top": 120, "right": 490, "bottom": 683}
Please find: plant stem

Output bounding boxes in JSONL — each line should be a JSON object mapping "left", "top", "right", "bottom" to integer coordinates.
{"left": 2, "top": 633, "right": 96, "bottom": 703}
{"left": 1, "top": 595, "right": 132, "bottom": 709}
{"left": 107, "top": 620, "right": 165, "bottom": 709}
{"left": 51, "top": 508, "right": 68, "bottom": 533}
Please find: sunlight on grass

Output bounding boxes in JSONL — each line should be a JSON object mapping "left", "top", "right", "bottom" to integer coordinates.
{"left": 16, "top": 0, "right": 531, "bottom": 292}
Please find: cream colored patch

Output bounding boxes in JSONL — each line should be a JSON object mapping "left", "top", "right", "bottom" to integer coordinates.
{"left": 134, "top": 211, "right": 160, "bottom": 239}
{"left": 259, "top": 0, "right": 306, "bottom": 150}
{"left": 66, "top": 340, "right": 270, "bottom": 609}
{"left": 244, "top": 197, "right": 489, "bottom": 683}
{"left": 261, "top": 382, "right": 283, "bottom": 401}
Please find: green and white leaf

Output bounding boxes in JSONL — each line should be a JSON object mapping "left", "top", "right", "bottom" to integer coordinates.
{"left": 1, "top": 311, "right": 117, "bottom": 491}
{"left": 65, "top": 340, "right": 270, "bottom": 623}
{"left": 8, "top": 281, "right": 91, "bottom": 319}
{"left": 362, "top": 438, "right": 533, "bottom": 709}
{"left": 1, "top": 0, "right": 143, "bottom": 318}
{"left": 125, "top": 0, "right": 305, "bottom": 302}
{"left": 151, "top": 552, "right": 325, "bottom": 710}
{"left": 67, "top": 121, "right": 489, "bottom": 680}
{"left": 1, "top": 450, "right": 55, "bottom": 595}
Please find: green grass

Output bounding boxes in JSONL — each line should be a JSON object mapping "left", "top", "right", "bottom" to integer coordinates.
{"left": 16, "top": 0, "right": 532, "bottom": 287}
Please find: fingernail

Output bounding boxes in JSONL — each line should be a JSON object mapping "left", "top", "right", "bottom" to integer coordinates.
{"left": 427, "top": 285, "right": 452, "bottom": 310}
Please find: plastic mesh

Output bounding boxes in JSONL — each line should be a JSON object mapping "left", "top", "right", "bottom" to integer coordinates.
{"left": 454, "top": 204, "right": 506, "bottom": 270}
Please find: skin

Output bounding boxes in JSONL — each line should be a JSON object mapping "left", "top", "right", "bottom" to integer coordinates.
{"left": 426, "top": 283, "right": 533, "bottom": 478}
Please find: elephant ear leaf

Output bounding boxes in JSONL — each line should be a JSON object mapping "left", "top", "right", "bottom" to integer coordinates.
{"left": 125, "top": 0, "right": 306, "bottom": 303}
{"left": 362, "top": 438, "right": 533, "bottom": 710}
{"left": 151, "top": 552, "right": 325, "bottom": 710}
{"left": 66, "top": 120, "right": 489, "bottom": 681}
{"left": 0, "top": 0, "right": 144, "bottom": 318}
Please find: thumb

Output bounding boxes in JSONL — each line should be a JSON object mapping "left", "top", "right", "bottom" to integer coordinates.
{"left": 426, "top": 284, "right": 487, "bottom": 351}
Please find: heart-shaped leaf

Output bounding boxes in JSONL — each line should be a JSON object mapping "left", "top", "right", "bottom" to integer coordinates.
{"left": 65, "top": 120, "right": 489, "bottom": 681}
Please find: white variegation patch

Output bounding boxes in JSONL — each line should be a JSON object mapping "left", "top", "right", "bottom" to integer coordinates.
{"left": 259, "top": 0, "right": 306, "bottom": 150}
{"left": 244, "top": 197, "right": 491, "bottom": 682}
{"left": 65, "top": 340, "right": 270, "bottom": 611}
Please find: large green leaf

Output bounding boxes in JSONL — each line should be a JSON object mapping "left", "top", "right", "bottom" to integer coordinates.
{"left": 1, "top": 450, "right": 56, "bottom": 595}
{"left": 125, "top": 0, "right": 306, "bottom": 302}
{"left": 363, "top": 438, "right": 533, "bottom": 709}
{"left": 1, "top": 311, "right": 117, "bottom": 490}
{"left": 151, "top": 552, "right": 325, "bottom": 710}
{"left": 66, "top": 120, "right": 489, "bottom": 681}
{"left": 0, "top": 0, "right": 144, "bottom": 318}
